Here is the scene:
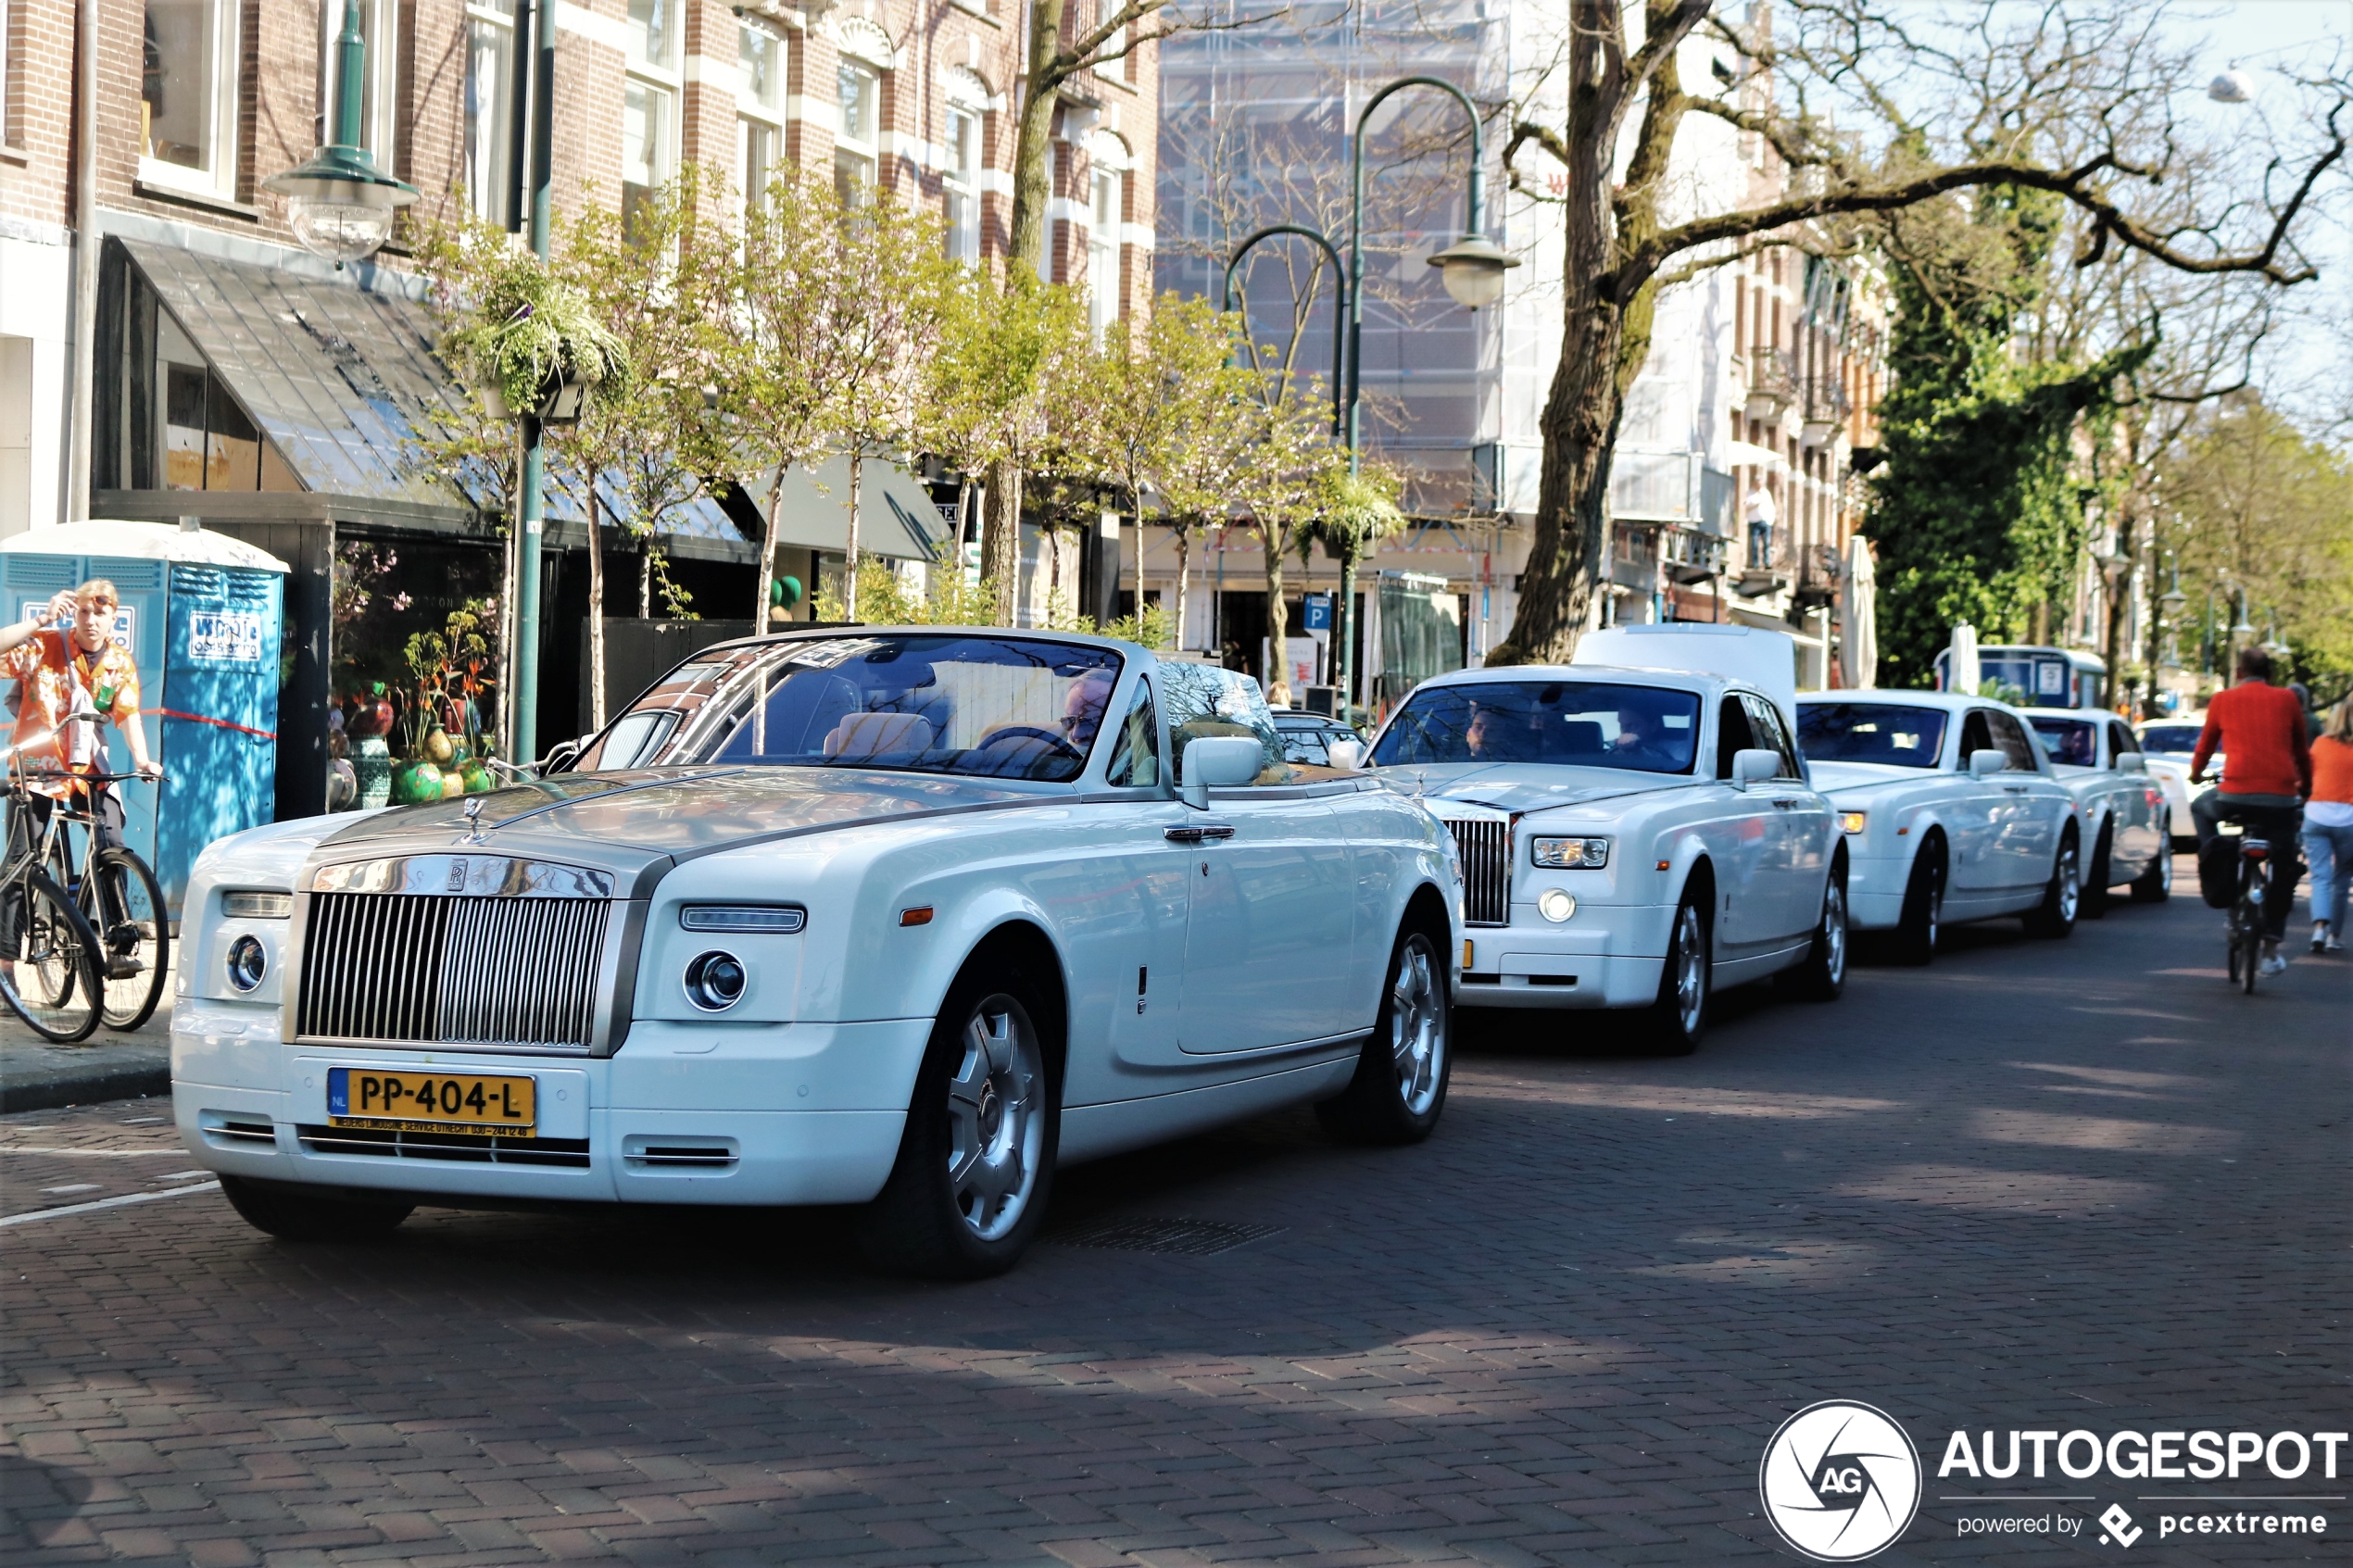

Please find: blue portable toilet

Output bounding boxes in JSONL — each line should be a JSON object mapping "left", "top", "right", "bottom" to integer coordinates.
{"left": 0, "top": 521, "right": 287, "bottom": 914}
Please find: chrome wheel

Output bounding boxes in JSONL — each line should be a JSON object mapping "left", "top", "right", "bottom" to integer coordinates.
{"left": 1925, "top": 869, "right": 1943, "bottom": 948}
{"left": 2056, "top": 844, "right": 2081, "bottom": 923}
{"left": 1670, "top": 901, "right": 1705, "bottom": 1035}
{"left": 1822, "top": 878, "right": 1847, "bottom": 987}
{"left": 945, "top": 996, "right": 1044, "bottom": 1243}
{"left": 1388, "top": 935, "right": 1445, "bottom": 1117}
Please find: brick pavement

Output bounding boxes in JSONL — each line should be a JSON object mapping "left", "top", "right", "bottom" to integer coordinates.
{"left": 1, "top": 865, "right": 2347, "bottom": 1565}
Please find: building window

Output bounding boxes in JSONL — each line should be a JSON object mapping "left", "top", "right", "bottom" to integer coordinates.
{"left": 736, "top": 19, "right": 784, "bottom": 220}
{"left": 320, "top": 0, "right": 399, "bottom": 165}
{"left": 942, "top": 106, "right": 979, "bottom": 263}
{"left": 834, "top": 62, "right": 877, "bottom": 203}
{"left": 1100, "top": 11, "right": 1126, "bottom": 82}
{"left": 1087, "top": 169, "right": 1120, "bottom": 338}
{"left": 462, "top": 0, "right": 513, "bottom": 225}
{"left": 623, "top": 0, "right": 678, "bottom": 230}
{"left": 141, "top": 0, "right": 243, "bottom": 194}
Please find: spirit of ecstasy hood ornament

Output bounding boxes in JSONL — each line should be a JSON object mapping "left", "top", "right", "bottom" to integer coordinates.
{"left": 462, "top": 795, "right": 486, "bottom": 841}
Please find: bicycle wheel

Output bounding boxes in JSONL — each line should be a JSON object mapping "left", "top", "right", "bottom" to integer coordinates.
{"left": 0, "top": 868, "right": 106, "bottom": 1042}
{"left": 89, "top": 847, "right": 169, "bottom": 1030}
{"left": 2238, "top": 916, "right": 2260, "bottom": 995}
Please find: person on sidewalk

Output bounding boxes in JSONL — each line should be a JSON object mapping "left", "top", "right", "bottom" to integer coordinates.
{"left": 2300, "top": 697, "right": 2353, "bottom": 955}
{"left": 2191, "top": 646, "right": 2313, "bottom": 977}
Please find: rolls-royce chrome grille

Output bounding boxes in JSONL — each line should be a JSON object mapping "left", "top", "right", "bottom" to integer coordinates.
{"left": 1446, "top": 818, "right": 1513, "bottom": 926}
{"left": 296, "top": 892, "right": 611, "bottom": 1049}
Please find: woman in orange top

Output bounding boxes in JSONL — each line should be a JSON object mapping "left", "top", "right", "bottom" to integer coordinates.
{"left": 2301, "top": 697, "right": 2353, "bottom": 954}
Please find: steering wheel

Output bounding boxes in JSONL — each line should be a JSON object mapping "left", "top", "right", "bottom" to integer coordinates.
{"left": 975, "top": 725, "right": 1084, "bottom": 761}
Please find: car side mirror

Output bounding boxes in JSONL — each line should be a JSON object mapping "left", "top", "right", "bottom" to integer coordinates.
{"left": 1731, "top": 748, "right": 1780, "bottom": 788}
{"left": 2115, "top": 751, "right": 2146, "bottom": 773}
{"left": 1327, "top": 739, "right": 1365, "bottom": 772}
{"left": 1180, "top": 736, "right": 1264, "bottom": 809}
{"left": 1969, "top": 748, "right": 2008, "bottom": 779}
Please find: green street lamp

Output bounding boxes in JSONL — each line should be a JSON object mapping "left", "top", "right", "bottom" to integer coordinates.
{"left": 265, "top": 0, "right": 417, "bottom": 266}
{"left": 1222, "top": 75, "right": 1517, "bottom": 709}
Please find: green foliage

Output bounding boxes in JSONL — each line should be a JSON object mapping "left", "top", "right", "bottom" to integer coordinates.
{"left": 399, "top": 601, "right": 496, "bottom": 756}
{"left": 812, "top": 559, "right": 1002, "bottom": 627}
{"left": 431, "top": 230, "right": 631, "bottom": 418}
{"left": 1866, "top": 187, "right": 2150, "bottom": 687}
{"left": 1303, "top": 467, "right": 1408, "bottom": 566}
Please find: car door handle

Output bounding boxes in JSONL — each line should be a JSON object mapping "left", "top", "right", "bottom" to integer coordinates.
{"left": 1165, "top": 823, "right": 1236, "bottom": 844}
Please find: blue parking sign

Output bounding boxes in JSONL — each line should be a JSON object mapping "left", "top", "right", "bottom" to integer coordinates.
{"left": 1303, "top": 594, "right": 1332, "bottom": 632}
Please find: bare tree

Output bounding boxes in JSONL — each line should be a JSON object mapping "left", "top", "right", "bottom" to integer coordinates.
{"left": 1484, "top": 0, "right": 2347, "bottom": 666}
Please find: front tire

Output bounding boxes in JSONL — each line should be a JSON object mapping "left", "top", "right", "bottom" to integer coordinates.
{"left": 860, "top": 971, "right": 1057, "bottom": 1279}
{"left": 1780, "top": 866, "right": 1848, "bottom": 1002}
{"left": 1889, "top": 840, "right": 1944, "bottom": 966}
{"left": 1642, "top": 891, "right": 1711, "bottom": 1055}
{"left": 2022, "top": 830, "right": 2081, "bottom": 939}
{"left": 2129, "top": 840, "right": 2172, "bottom": 903}
{"left": 218, "top": 1174, "right": 411, "bottom": 1243}
{"left": 1317, "top": 924, "right": 1451, "bottom": 1145}
{"left": 2081, "top": 822, "right": 2113, "bottom": 920}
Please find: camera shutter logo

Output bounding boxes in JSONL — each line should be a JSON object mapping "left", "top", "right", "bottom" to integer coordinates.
{"left": 1758, "top": 1400, "right": 1922, "bottom": 1561}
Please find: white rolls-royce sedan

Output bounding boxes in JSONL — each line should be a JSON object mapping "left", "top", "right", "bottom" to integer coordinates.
{"left": 1793, "top": 691, "right": 2084, "bottom": 963}
{"left": 2019, "top": 706, "right": 2172, "bottom": 913}
{"left": 172, "top": 631, "right": 1461, "bottom": 1277}
{"left": 1364, "top": 627, "right": 1848, "bottom": 1052}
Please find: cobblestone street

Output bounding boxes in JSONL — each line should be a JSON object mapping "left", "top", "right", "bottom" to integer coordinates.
{"left": 2, "top": 865, "right": 2346, "bottom": 1566}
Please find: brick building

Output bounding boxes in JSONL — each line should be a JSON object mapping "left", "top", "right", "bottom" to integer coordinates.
{"left": 0, "top": 0, "right": 1157, "bottom": 812}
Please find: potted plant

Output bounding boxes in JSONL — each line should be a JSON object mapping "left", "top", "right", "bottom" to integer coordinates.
{"left": 442, "top": 253, "right": 630, "bottom": 428}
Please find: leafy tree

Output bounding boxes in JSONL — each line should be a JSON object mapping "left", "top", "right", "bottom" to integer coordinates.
{"left": 1235, "top": 382, "right": 1346, "bottom": 693}
{"left": 1302, "top": 467, "right": 1406, "bottom": 700}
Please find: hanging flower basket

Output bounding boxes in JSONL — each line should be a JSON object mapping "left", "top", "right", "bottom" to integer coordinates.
{"left": 444, "top": 255, "right": 629, "bottom": 428}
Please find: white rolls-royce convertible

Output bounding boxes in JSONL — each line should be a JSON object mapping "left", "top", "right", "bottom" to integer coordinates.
{"left": 1364, "top": 626, "right": 1848, "bottom": 1052}
{"left": 1793, "top": 690, "right": 2084, "bottom": 963}
{"left": 2019, "top": 706, "right": 2172, "bottom": 913}
{"left": 172, "top": 631, "right": 1461, "bottom": 1276}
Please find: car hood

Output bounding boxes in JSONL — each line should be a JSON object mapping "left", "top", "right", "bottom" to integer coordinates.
{"left": 1377, "top": 761, "right": 1689, "bottom": 815}
{"left": 316, "top": 766, "right": 1063, "bottom": 865}
{"left": 1806, "top": 760, "right": 1951, "bottom": 795}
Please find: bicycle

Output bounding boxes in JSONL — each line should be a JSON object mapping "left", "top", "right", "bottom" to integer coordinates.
{"left": 0, "top": 759, "right": 106, "bottom": 1043}
{"left": 40, "top": 770, "right": 170, "bottom": 1031}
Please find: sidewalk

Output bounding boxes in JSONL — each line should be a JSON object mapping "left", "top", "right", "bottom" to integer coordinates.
{"left": 0, "top": 957, "right": 173, "bottom": 1111}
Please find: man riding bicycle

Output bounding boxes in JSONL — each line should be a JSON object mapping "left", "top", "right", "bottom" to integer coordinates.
{"left": 2191, "top": 646, "right": 2311, "bottom": 979}
{"left": 0, "top": 581, "right": 162, "bottom": 962}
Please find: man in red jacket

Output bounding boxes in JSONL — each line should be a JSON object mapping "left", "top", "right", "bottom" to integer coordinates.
{"left": 2192, "top": 646, "right": 2312, "bottom": 974}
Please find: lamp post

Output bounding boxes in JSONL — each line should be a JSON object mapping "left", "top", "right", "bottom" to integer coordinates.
{"left": 266, "top": 0, "right": 418, "bottom": 264}
{"left": 1221, "top": 75, "right": 1517, "bottom": 709}
{"left": 507, "top": 0, "right": 557, "bottom": 768}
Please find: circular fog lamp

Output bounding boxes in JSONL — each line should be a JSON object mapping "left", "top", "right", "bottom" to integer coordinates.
{"left": 1538, "top": 889, "right": 1578, "bottom": 923}
{"left": 226, "top": 935, "right": 268, "bottom": 993}
{"left": 684, "top": 949, "right": 749, "bottom": 1012}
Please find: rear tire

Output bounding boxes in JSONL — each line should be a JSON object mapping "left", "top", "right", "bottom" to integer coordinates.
{"left": 1317, "top": 923, "right": 1451, "bottom": 1145}
{"left": 859, "top": 966, "right": 1057, "bottom": 1280}
{"left": 218, "top": 1174, "right": 411, "bottom": 1243}
{"left": 1779, "top": 867, "right": 1848, "bottom": 1002}
{"left": 0, "top": 869, "right": 105, "bottom": 1043}
{"left": 1642, "top": 891, "right": 1711, "bottom": 1055}
{"left": 2128, "top": 841, "right": 2172, "bottom": 904}
{"left": 2081, "top": 822, "right": 2113, "bottom": 920}
{"left": 91, "top": 847, "right": 169, "bottom": 1031}
{"left": 2022, "top": 830, "right": 2081, "bottom": 939}
{"left": 1889, "top": 841, "right": 1944, "bottom": 967}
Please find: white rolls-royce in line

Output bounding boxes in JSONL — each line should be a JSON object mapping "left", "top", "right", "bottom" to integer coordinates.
{"left": 172, "top": 631, "right": 1461, "bottom": 1277}
{"left": 1793, "top": 690, "right": 2084, "bottom": 962}
{"left": 1364, "top": 625, "right": 1849, "bottom": 1051}
{"left": 2019, "top": 706, "right": 2172, "bottom": 912}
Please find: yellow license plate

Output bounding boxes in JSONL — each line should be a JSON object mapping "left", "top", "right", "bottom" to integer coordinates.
{"left": 328, "top": 1067, "right": 535, "bottom": 1136}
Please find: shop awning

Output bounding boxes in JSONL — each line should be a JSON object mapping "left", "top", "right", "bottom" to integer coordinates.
{"left": 739, "top": 458, "right": 956, "bottom": 562}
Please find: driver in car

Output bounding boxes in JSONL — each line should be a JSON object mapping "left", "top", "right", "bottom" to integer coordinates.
{"left": 1611, "top": 695, "right": 1687, "bottom": 771}
{"left": 1465, "top": 704, "right": 1539, "bottom": 761}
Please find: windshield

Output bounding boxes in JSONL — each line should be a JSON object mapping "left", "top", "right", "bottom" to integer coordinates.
{"left": 2028, "top": 716, "right": 2097, "bottom": 767}
{"left": 571, "top": 634, "right": 1123, "bottom": 782}
{"left": 2138, "top": 724, "right": 2203, "bottom": 755}
{"left": 1371, "top": 681, "right": 1702, "bottom": 773}
{"left": 1796, "top": 703, "right": 1949, "bottom": 769}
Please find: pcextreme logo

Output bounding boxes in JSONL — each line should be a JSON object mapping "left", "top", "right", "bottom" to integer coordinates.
{"left": 1759, "top": 1400, "right": 1924, "bottom": 1562}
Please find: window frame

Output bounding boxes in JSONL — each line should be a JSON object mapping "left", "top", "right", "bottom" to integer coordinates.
{"left": 460, "top": 0, "right": 515, "bottom": 225}
{"left": 1086, "top": 167, "right": 1120, "bottom": 339}
{"left": 834, "top": 60, "right": 880, "bottom": 200}
{"left": 622, "top": 0, "right": 680, "bottom": 227}
{"left": 941, "top": 103, "right": 981, "bottom": 264}
{"left": 1103, "top": 676, "right": 1162, "bottom": 788}
{"left": 734, "top": 16, "right": 785, "bottom": 220}
{"left": 1984, "top": 709, "right": 2041, "bottom": 771}
{"left": 138, "top": 0, "right": 245, "bottom": 198}
{"left": 1740, "top": 693, "right": 1804, "bottom": 778}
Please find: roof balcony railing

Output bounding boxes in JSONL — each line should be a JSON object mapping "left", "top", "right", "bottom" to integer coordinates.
{"left": 1743, "top": 347, "right": 1798, "bottom": 422}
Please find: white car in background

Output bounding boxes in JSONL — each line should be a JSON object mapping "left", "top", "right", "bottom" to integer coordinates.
{"left": 1364, "top": 625, "right": 1847, "bottom": 1053}
{"left": 2020, "top": 708, "right": 2172, "bottom": 911}
{"left": 2134, "top": 717, "right": 2210, "bottom": 847}
{"left": 171, "top": 630, "right": 1460, "bottom": 1279}
{"left": 1793, "top": 692, "right": 2082, "bottom": 962}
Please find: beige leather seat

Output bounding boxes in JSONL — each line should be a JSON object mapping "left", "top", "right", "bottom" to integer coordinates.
{"left": 822, "top": 711, "right": 936, "bottom": 760}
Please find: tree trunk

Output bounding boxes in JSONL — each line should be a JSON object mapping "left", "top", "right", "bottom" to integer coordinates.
{"left": 1259, "top": 523, "right": 1287, "bottom": 697}
{"left": 1172, "top": 525, "right": 1192, "bottom": 651}
{"left": 757, "top": 475, "right": 784, "bottom": 631}
{"left": 1336, "top": 541, "right": 1359, "bottom": 709}
{"left": 980, "top": 460, "right": 1024, "bottom": 626}
{"left": 586, "top": 484, "right": 607, "bottom": 731}
{"left": 1007, "top": 0, "right": 1067, "bottom": 277}
{"left": 845, "top": 456, "right": 864, "bottom": 621}
{"left": 640, "top": 536, "right": 653, "bottom": 618}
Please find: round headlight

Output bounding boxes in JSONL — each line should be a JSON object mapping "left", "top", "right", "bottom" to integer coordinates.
{"left": 1538, "top": 889, "right": 1578, "bottom": 923}
{"left": 226, "top": 935, "right": 268, "bottom": 993}
{"left": 683, "top": 949, "right": 748, "bottom": 1012}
